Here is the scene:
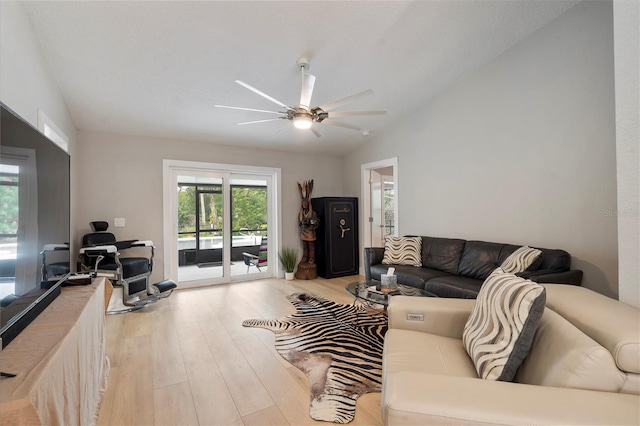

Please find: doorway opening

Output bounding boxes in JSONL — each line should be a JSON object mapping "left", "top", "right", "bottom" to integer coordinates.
{"left": 361, "top": 157, "right": 398, "bottom": 253}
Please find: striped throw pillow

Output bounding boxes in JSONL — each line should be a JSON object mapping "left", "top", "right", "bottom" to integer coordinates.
{"left": 381, "top": 236, "right": 422, "bottom": 267}
{"left": 463, "top": 268, "right": 546, "bottom": 381}
{"left": 500, "top": 246, "right": 542, "bottom": 274}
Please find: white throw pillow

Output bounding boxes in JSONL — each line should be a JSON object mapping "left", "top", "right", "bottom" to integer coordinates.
{"left": 381, "top": 236, "right": 422, "bottom": 267}
{"left": 500, "top": 246, "right": 542, "bottom": 274}
{"left": 463, "top": 268, "right": 546, "bottom": 381}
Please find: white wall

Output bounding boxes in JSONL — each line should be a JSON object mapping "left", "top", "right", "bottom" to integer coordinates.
{"left": 614, "top": 0, "right": 640, "bottom": 308}
{"left": 0, "top": 2, "right": 74, "bottom": 139}
{"left": 76, "top": 131, "right": 343, "bottom": 283}
{"left": 0, "top": 1, "right": 79, "bottom": 256}
{"left": 344, "top": 1, "right": 620, "bottom": 298}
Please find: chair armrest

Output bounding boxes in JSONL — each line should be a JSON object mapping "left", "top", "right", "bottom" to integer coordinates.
{"left": 387, "top": 296, "right": 475, "bottom": 339}
{"left": 517, "top": 269, "right": 583, "bottom": 285}
{"left": 79, "top": 245, "right": 118, "bottom": 254}
{"left": 383, "top": 372, "right": 640, "bottom": 425}
{"left": 364, "top": 247, "right": 385, "bottom": 281}
{"left": 131, "top": 240, "right": 154, "bottom": 247}
{"left": 242, "top": 252, "right": 259, "bottom": 260}
{"left": 112, "top": 239, "right": 138, "bottom": 250}
{"left": 41, "top": 243, "right": 69, "bottom": 253}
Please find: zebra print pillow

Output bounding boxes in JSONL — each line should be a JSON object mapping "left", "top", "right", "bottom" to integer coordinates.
{"left": 501, "top": 246, "right": 542, "bottom": 274}
{"left": 463, "top": 268, "right": 546, "bottom": 381}
{"left": 382, "top": 236, "right": 422, "bottom": 266}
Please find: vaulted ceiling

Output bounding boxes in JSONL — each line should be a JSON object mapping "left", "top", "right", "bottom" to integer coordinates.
{"left": 22, "top": 1, "right": 579, "bottom": 155}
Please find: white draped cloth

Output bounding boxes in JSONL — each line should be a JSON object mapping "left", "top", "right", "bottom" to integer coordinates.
{"left": 1, "top": 278, "right": 112, "bottom": 425}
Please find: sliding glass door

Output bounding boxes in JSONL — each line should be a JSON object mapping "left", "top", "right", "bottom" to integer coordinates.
{"left": 163, "top": 160, "right": 279, "bottom": 289}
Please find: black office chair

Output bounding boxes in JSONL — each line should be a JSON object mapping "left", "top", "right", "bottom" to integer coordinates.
{"left": 79, "top": 221, "right": 175, "bottom": 313}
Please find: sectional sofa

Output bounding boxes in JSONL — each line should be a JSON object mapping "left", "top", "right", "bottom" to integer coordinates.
{"left": 364, "top": 236, "right": 583, "bottom": 298}
{"left": 381, "top": 284, "right": 640, "bottom": 425}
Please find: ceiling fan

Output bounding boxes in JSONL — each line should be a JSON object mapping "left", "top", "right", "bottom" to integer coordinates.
{"left": 215, "top": 58, "right": 386, "bottom": 137}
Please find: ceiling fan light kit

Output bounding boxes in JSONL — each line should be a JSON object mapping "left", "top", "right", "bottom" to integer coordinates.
{"left": 215, "top": 57, "right": 386, "bottom": 137}
{"left": 293, "top": 113, "right": 313, "bottom": 129}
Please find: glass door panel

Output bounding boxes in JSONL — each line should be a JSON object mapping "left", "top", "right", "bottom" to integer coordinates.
{"left": 383, "top": 176, "right": 395, "bottom": 238}
{"left": 230, "top": 177, "right": 269, "bottom": 278}
{"left": 177, "top": 176, "right": 227, "bottom": 283}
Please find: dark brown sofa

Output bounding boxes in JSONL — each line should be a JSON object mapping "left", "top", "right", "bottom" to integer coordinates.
{"left": 364, "top": 236, "right": 583, "bottom": 298}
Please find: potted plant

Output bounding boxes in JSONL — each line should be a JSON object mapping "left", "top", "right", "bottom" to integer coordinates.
{"left": 278, "top": 246, "right": 298, "bottom": 280}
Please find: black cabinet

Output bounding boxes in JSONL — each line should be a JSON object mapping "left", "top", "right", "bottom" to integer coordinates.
{"left": 311, "top": 197, "right": 359, "bottom": 278}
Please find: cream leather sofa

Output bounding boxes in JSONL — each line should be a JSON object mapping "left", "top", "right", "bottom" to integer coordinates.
{"left": 382, "top": 285, "right": 640, "bottom": 425}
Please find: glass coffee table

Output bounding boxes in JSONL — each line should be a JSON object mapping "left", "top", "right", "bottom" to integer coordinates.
{"left": 346, "top": 281, "right": 436, "bottom": 310}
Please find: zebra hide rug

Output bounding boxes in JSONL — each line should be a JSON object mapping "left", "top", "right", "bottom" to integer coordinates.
{"left": 242, "top": 292, "right": 388, "bottom": 424}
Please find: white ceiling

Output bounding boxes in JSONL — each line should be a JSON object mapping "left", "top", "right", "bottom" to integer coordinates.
{"left": 22, "top": 0, "right": 579, "bottom": 155}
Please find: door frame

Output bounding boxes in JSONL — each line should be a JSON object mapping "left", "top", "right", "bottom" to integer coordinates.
{"left": 162, "top": 159, "right": 282, "bottom": 287}
{"left": 361, "top": 157, "right": 399, "bottom": 253}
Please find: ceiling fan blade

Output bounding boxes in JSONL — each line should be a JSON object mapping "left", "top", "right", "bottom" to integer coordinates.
{"left": 310, "top": 125, "right": 321, "bottom": 138}
{"left": 275, "top": 122, "right": 293, "bottom": 135}
{"left": 300, "top": 73, "right": 316, "bottom": 108}
{"left": 235, "top": 80, "right": 293, "bottom": 110}
{"left": 316, "top": 89, "right": 374, "bottom": 112}
{"left": 236, "top": 118, "right": 283, "bottom": 126}
{"left": 328, "top": 110, "right": 387, "bottom": 117}
{"left": 214, "top": 105, "right": 284, "bottom": 115}
{"left": 322, "top": 119, "right": 362, "bottom": 131}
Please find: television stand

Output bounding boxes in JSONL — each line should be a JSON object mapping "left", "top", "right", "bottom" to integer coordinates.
{"left": 0, "top": 278, "right": 113, "bottom": 424}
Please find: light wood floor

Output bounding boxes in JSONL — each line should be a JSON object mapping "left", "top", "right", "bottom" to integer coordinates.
{"left": 97, "top": 275, "right": 383, "bottom": 426}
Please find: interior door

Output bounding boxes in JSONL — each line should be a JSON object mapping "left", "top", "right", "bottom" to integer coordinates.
{"left": 362, "top": 159, "right": 397, "bottom": 252}
{"left": 370, "top": 170, "right": 384, "bottom": 247}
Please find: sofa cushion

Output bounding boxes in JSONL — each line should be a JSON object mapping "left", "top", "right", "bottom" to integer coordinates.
{"left": 382, "top": 236, "right": 422, "bottom": 267}
{"left": 535, "top": 248, "right": 571, "bottom": 271}
{"left": 424, "top": 275, "right": 483, "bottom": 299}
{"left": 457, "top": 241, "right": 504, "bottom": 280}
{"left": 384, "top": 329, "right": 477, "bottom": 379}
{"left": 370, "top": 264, "right": 450, "bottom": 289}
{"left": 420, "top": 237, "right": 466, "bottom": 275}
{"left": 516, "top": 308, "right": 626, "bottom": 392}
{"left": 500, "top": 246, "right": 542, "bottom": 274}
{"left": 463, "top": 269, "right": 546, "bottom": 381}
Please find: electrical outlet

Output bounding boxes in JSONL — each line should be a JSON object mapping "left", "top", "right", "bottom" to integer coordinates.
{"left": 114, "top": 218, "right": 125, "bottom": 227}
{"left": 407, "top": 313, "right": 424, "bottom": 321}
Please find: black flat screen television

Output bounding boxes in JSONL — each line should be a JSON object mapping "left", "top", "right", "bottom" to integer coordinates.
{"left": 0, "top": 102, "right": 71, "bottom": 349}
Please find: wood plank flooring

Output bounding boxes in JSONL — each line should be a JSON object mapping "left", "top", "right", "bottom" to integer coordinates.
{"left": 97, "top": 275, "right": 383, "bottom": 426}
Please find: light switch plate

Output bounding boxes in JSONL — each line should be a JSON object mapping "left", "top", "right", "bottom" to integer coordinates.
{"left": 114, "top": 218, "right": 125, "bottom": 227}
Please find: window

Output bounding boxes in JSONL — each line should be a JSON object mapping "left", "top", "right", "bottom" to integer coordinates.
{"left": 37, "top": 109, "right": 68, "bottom": 152}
